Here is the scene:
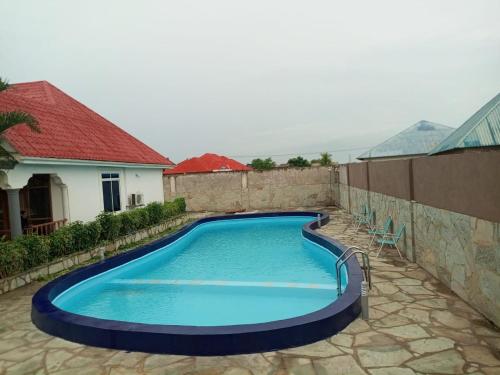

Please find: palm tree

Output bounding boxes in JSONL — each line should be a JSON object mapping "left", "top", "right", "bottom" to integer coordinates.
{"left": 319, "top": 152, "right": 332, "bottom": 166}
{"left": 0, "top": 78, "right": 40, "bottom": 134}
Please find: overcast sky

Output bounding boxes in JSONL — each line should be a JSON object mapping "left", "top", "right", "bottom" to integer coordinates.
{"left": 1, "top": 1, "right": 499, "bottom": 163}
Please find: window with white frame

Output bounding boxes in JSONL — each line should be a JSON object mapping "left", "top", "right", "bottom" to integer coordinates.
{"left": 101, "top": 173, "right": 121, "bottom": 212}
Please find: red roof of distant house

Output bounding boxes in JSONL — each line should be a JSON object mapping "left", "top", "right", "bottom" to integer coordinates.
{"left": 164, "top": 153, "right": 251, "bottom": 175}
{"left": 0, "top": 81, "right": 173, "bottom": 165}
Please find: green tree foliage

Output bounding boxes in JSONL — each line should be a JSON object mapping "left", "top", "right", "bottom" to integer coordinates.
{"left": 250, "top": 157, "right": 275, "bottom": 171}
{"left": 319, "top": 152, "right": 333, "bottom": 166}
{"left": 287, "top": 156, "right": 311, "bottom": 167}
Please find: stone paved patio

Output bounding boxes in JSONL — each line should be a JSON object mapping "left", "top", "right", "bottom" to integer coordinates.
{"left": 0, "top": 207, "right": 499, "bottom": 374}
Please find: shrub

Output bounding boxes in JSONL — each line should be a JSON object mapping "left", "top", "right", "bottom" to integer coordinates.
{"left": 15, "top": 235, "right": 50, "bottom": 269}
{"left": 164, "top": 201, "right": 180, "bottom": 218}
{"left": 136, "top": 208, "right": 150, "bottom": 229}
{"left": 96, "top": 212, "right": 122, "bottom": 242}
{"left": 146, "top": 202, "right": 165, "bottom": 225}
{"left": 0, "top": 198, "right": 185, "bottom": 278}
{"left": 119, "top": 211, "right": 137, "bottom": 236}
{"left": 84, "top": 220, "right": 102, "bottom": 248}
{"left": 48, "top": 226, "right": 74, "bottom": 260}
{"left": 67, "top": 221, "right": 102, "bottom": 251}
{"left": 0, "top": 241, "right": 26, "bottom": 278}
{"left": 174, "top": 197, "right": 186, "bottom": 213}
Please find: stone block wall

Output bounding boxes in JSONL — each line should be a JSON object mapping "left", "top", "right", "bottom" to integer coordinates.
{"left": 164, "top": 166, "right": 336, "bottom": 212}
{"left": 337, "top": 164, "right": 500, "bottom": 326}
{"left": 414, "top": 204, "right": 500, "bottom": 327}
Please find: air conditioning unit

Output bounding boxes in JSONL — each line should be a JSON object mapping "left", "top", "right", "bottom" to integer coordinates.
{"left": 128, "top": 193, "right": 144, "bottom": 208}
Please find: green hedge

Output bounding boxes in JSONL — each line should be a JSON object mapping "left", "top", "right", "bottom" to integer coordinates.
{"left": 0, "top": 198, "right": 186, "bottom": 279}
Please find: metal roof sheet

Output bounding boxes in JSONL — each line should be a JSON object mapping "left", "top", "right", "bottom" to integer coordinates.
{"left": 358, "top": 120, "right": 455, "bottom": 160}
{"left": 430, "top": 93, "right": 500, "bottom": 154}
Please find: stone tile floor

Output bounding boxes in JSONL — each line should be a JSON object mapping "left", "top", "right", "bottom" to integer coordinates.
{"left": 0, "top": 207, "right": 499, "bottom": 375}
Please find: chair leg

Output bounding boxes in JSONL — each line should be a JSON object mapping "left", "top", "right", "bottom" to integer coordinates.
{"left": 354, "top": 221, "right": 361, "bottom": 233}
{"left": 368, "top": 234, "right": 375, "bottom": 248}
{"left": 376, "top": 242, "right": 385, "bottom": 257}
{"left": 394, "top": 242, "right": 403, "bottom": 260}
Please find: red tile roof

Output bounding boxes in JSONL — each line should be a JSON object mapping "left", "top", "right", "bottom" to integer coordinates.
{"left": 164, "top": 153, "right": 251, "bottom": 175}
{"left": 0, "top": 81, "right": 173, "bottom": 165}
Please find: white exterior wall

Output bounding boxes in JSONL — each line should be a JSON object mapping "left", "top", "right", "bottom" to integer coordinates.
{"left": 1, "top": 163, "right": 165, "bottom": 223}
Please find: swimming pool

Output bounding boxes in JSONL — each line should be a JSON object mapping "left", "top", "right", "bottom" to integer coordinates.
{"left": 32, "top": 212, "right": 362, "bottom": 355}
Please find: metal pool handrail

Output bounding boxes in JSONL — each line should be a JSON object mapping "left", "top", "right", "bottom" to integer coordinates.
{"left": 335, "top": 246, "right": 371, "bottom": 297}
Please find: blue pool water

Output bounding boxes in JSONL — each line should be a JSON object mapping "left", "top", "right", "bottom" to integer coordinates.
{"left": 54, "top": 216, "right": 347, "bottom": 326}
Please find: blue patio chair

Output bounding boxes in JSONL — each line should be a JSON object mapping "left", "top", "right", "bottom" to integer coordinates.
{"left": 355, "top": 209, "right": 374, "bottom": 233}
{"left": 368, "top": 216, "right": 392, "bottom": 248}
{"left": 376, "top": 224, "right": 405, "bottom": 259}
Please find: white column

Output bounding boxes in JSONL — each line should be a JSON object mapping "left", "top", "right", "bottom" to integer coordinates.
{"left": 6, "top": 189, "right": 22, "bottom": 238}
{"left": 61, "top": 184, "right": 70, "bottom": 223}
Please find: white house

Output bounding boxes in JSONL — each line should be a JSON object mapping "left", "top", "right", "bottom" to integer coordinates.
{"left": 0, "top": 81, "right": 173, "bottom": 238}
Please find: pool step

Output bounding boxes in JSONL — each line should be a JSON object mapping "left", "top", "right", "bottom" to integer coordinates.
{"left": 110, "top": 279, "right": 337, "bottom": 290}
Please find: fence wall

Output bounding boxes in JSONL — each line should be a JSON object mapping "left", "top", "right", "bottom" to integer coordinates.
{"left": 337, "top": 149, "right": 500, "bottom": 327}
{"left": 164, "top": 166, "right": 336, "bottom": 212}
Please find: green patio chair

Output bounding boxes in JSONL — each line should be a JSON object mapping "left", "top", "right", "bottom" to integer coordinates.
{"left": 376, "top": 224, "right": 405, "bottom": 259}
{"left": 355, "top": 209, "right": 374, "bottom": 233}
{"left": 368, "top": 216, "right": 392, "bottom": 248}
{"left": 352, "top": 204, "right": 368, "bottom": 225}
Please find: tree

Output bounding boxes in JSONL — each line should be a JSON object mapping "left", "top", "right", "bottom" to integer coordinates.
{"left": 319, "top": 152, "right": 333, "bottom": 166}
{"left": 250, "top": 157, "right": 275, "bottom": 171}
{"left": 0, "top": 77, "right": 40, "bottom": 134}
{"left": 287, "top": 156, "right": 311, "bottom": 167}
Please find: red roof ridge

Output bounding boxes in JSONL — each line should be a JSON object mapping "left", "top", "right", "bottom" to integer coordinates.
{"left": 164, "top": 153, "right": 251, "bottom": 175}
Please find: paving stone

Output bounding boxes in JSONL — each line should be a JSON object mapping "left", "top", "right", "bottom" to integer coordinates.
{"left": 368, "top": 296, "right": 392, "bottom": 306}
{"left": 329, "top": 333, "right": 353, "bottom": 347}
{"left": 284, "top": 357, "right": 316, "bottom": 375}
{"left": 104, "top": 351, "right": 146, "bottom": 368}
{"left": 280, "top": 341, "right": 343, "bottom": 357}
{"left": 342, "top": 319, "right": 371, "bottom": 334}
{"left": 368, "top": 368, "right": 417, "bottom": 375}
{"left": 374, "top": 301, "right": 405, "bottom": 314}
{"left": 45, "top": 350, "right": 74, "bottom": 372}
{"left": 408, "top": 337, "right": 455, "bottom": 354}
{"left": 143, "top": 354, "right": 189, "bottom": 370}
{"left": 398, "top": 308, "right": 431, "bottom": 324}
{"left": 0, "top": 347, "right": 42, "bottom": 362}
{"left": 229, "top": 354, "right": 279, "bottom": 375}
{"left": 399, "top": 285, "right": 435, "bottom": 295}
{"left": 392, "top": 278, "right": 422, "bottom": 286}
{"left": 462, "top": 345, "right": 500, "bottom": 366}
{"left": 432, "top": 310, "right": 471, "bottom": 329}
{"left": 406, "top": 350, "right": 465, "bottom": 374}
{"left": 371, "top": 314, "right": 412, "bottom": 328}
{"left": 222, "top": 368, "right": 252, "bottom": 375}
{"left": 354, "top": 331, "right": 397, "bottom": 347}
{"left": 378, "top": 324, "right": 430, "bottom": 339}
{"left": 358, "top": 345, "right": 413, "bottom": 367}
{"left": 314, "top": 355, "right": 367, "bottom": 375}
{"left": 44, "top": 337, "right": 84, "bottom": 350}
{"left": 0, "top": 338, "right": 25, "bottom": 354}
{"left": 375, "top": 282, "right": 400, "bottom": 295}
{"left": 483, "top": 368, "right": 500, "bottom": 375}
{"left": 5, "top": 352, "right": 44, "bottom": 374}
{"left": 430, "top": 327, "right": 479, "bottom": 345}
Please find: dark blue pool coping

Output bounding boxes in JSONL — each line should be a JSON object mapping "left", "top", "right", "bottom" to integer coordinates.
{"left": 32, "top": 211, "right": 363, "bottom": 356}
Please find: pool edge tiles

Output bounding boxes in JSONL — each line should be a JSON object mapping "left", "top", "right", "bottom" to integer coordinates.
{"left": 31, "top": 211, "right": 363, "bottom": 356}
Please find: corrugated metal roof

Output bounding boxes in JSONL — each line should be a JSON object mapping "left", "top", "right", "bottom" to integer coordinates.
{"left": 358, "top": 120, "right": 455, "bottom": 160}
{"left": 430, "top": 93, "right": 500, "bottom": 155}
